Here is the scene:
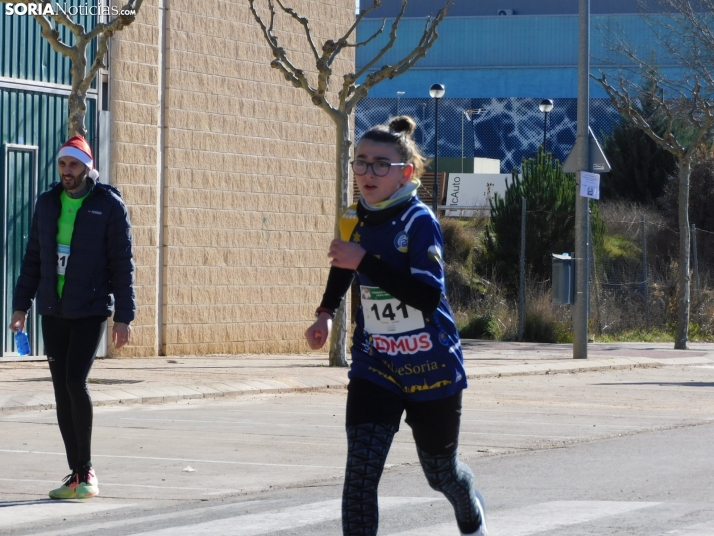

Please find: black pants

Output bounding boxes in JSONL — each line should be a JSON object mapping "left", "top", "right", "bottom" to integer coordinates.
{"left": 343, "top": 379, "right": 479, "bottom": 535}
{"left": 346, "top": 377, "right": 462, "bottom": 454}
{"left": 43, "top": 315, "right": 105, "bottom": 471}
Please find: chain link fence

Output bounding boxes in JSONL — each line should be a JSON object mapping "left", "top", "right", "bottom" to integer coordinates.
{"left": 446, "top": 200, "right": 714, "bottom": 342}
{"left": 591, "top": 203, "right": 714, "bottom": 336}
{"left": 356, "top": 97, "right": 619, "bottom": 173}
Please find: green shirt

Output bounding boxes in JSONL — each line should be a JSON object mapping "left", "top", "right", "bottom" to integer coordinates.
{"left": 56, "top": 189, "right": 90, "bottom": 297}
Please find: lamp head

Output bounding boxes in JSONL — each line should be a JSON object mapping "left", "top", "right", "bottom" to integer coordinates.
{"left": 429, "top": 83, "right": 445, "bottom": 99}
{"left": 539, "top": 98, "right": 554, "bottom": 113}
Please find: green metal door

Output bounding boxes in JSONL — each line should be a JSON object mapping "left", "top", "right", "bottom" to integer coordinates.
{"left": 3, "top": 144, "right": 40, "bottom": 356}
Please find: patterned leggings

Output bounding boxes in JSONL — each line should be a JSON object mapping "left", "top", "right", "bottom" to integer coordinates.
{"left": 342, "top": 379, "right": 482, "bottom": 536}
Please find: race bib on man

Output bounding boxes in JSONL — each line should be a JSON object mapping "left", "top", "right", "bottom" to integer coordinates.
{"left": 56, "top": 245, "right": 70, "bottom": 275}
{"left": 361, "top": 286, "right": 424, "bottom": 334}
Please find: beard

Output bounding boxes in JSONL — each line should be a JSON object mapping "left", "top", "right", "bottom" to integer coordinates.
{"left": 60, "top": 170, "right": 87, "bottom": 192}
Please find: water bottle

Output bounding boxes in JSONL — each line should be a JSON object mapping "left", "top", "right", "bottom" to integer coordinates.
{"left": 15, "top": 330, "right": 30, "bottom": 356}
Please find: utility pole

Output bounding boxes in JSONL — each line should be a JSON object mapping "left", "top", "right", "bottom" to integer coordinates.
{"left": 573, "top": 0, "right": 590, "bottom": 359}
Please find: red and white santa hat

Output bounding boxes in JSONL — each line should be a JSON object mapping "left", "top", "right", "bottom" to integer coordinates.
{"left": 58, "top": 135, "right": 99, "bottom": 179}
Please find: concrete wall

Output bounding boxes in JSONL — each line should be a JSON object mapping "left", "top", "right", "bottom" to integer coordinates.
{"left": 110, "top": 0, "right": 354, "bottom": 356}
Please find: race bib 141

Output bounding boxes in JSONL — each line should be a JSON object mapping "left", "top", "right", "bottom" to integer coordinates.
{"left": 361, "top": 286, "right": 425, "bottom": 334}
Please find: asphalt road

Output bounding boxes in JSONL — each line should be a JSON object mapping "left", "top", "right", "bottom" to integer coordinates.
{"left": 1, "top": 364, "right": 713, "bottom": 535}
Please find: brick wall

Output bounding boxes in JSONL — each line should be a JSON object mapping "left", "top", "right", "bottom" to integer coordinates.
{"left": 110, "top": 0, "right": 354, "bottom": 356}
{"left": 109, "top": 0, "right": 161, "bottom": 357}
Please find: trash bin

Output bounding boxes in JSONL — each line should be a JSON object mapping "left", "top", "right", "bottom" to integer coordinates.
{"left": 552, "top": 253, "right": 574, "bottom": 305}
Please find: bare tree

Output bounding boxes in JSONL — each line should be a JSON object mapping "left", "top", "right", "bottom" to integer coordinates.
{"left": 249, "top": 0, "right": 452, "bottom": 366}
{"left": 1, "top": 0, "right": 144, "bottom": 137}
{"left": 594, "top": 0, "right": 714, "bottom": 349}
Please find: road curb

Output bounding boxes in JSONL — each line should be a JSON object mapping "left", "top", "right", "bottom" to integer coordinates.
{"left": 1, "top": 356, "right": 711, "bottom": 416}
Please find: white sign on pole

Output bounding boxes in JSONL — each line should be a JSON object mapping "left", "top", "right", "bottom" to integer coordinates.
{"left": 579, "top": 171, "right": 600, "bottom": 200}
{"left": 444, "top": 173, "right": 512, "bottom": 216}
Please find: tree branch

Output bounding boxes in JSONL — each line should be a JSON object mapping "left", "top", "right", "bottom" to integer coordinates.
{"left": 85, "top": 0, "right": 144, "bottom": 42}
{"left": 594, "top": 71, "right": 684, "bottom": 157}
{"left": 348, "top": 0, "right": 452, "bottom": 110}
{"left": 338, "top": 19, "right": 385, "bottom": 51}
{"left": 275, "top": 0, "right": 319, "bottom": 61}
{"left": 248, "top": 0, "right": 318, "bottom": 98}
{"left": 46, "top": 0, "right": 86, "bottom": 36}
{"left": 31, "top": 13, "right": 75, "bottom": 57}
{"left": 353, "top": 0, "right": 408, "bottom": 81}
{"left": 327, "top": 0, "right": 386, "bottom": 66}
{"left": 79, "top": 32, "right": 111, "bottom": 96}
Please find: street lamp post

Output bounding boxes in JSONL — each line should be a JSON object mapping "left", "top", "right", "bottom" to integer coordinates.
{"left": 396, "top": 91, "right": 405, "bottom": 115}
{"left": 461, "top": 109, "right": 473, "bottom": 173}
{"left": 430, "top": 83, "right": 445, "bottom": 213}
{"left": 539, "top": 98, "right": 554, "bottom": 152}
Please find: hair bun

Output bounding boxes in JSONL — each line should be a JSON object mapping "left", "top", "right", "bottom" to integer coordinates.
{"left": 388, "top": 115, "right": 417, "bottom": 137}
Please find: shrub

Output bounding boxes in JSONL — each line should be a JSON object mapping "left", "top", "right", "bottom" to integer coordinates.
{"left": 441, "top": 217, "right": 486, "bottom": 311}
{"left": 459, "top": 313, "right": 500, "bottom": 340}
{"left": 441, "top": 218, "right": 477, "bottom": 265}
{"left": 484, "top": 148, "right": 605, "bottom": 295}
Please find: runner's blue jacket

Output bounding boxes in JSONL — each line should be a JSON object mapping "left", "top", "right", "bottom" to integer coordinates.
{"left": 13, "top": 177, "right": 136, "bottom": 324}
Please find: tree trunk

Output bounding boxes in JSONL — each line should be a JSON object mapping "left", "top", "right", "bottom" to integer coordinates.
{"left": 328, "top": 115, "right": 351, "bottom": 367}
{"left": 674, "top": 158, "right": 691, "bottom": 350}
{"left": 68, "top": 89, "right": 87, "bottom": 138}
{"left": 68, "top": 50, "right": 88, "bottom": 138}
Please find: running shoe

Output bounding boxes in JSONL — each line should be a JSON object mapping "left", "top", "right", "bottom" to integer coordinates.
{"left": 472, "top": 490, "right": 489, "bottom": 536}
{"left": 75, "top": 465, "right": 99, "bottom": 499}
{"left": 48, "top": 471, "right": 78, "bottom": 500}
{"left": 462, "top": 490, "right": 489, "bottom": 536}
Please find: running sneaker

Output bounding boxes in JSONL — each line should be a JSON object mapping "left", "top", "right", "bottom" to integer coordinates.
{"left": 48, "top": 471, "right": 79, "bottom": 500}
{"left": 75, "top": 465, "right": 99, "bottom": 499}
{"left": 472, "top": 490, "right": 489, "bottom": 536}
{"left": 462, "top": 490, "right": 489, "bottom": 536}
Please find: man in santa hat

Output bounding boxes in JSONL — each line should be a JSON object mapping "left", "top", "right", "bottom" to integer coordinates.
{"left": 9, "top": 134, "right": 135, "bottom": 500}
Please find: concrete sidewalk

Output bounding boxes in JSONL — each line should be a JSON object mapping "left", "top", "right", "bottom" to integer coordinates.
{"left": 1, "top": 341, "right": 713, "bottom": 414}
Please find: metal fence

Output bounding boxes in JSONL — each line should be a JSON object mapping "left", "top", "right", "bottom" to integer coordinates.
{"left": 591, "top": 208, "right": 714, "bottom": 336}
{"left": 356, "top": 97, "right": 620, "bottom": 173}
{"left": 456, "top": 200, "right": 714, "bottom": 341}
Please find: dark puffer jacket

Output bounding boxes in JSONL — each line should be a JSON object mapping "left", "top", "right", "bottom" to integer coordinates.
{"left": 13, "top": 177, "right": 136, "bottom": 324}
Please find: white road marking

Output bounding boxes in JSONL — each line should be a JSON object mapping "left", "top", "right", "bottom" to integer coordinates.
{"left": 4, "top": 497, "right": 704, "bottom": 536}
{"left": 0, "top": 449, "right": 343, "bottom": 469}
{"left": 386, "top": 500, "right": 661, "bottom": 535}
{"left": 460, "top": 407, "right": 695, "bottom": 420}
{"left": 460, "top": 418, "right": 640, "bottom": 429}
{"left": 9, "top": 500, "right": 287, "bottom": 536}
{"left": 227, "top": 410, "right": 347, "bottom": 416}
{"left": 119, "top": 417, "right": 344, "bottom": 428}
{"left": 131, "top": 497, "right": 437, "bottom": 535}
{"left": 0, "top": 478, "right": 231, "bottom": 492}
{"left": 664, "top": 520, "right": 714, "bottom": 534}
{"left": 117, "top": 417, "right": 584, "bottom": 440}
{"left": 0, "top": 501, "right": 131, "bottom": 528}
{"left": 486, "top": 500, "right": 660, "bottom": 536}
{"left": 459, "top": 430, "right": 577, "bottom": 439}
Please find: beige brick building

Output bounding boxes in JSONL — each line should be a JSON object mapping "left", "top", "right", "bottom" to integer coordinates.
{"left": 108, "top": 0, "right": 354, "bottom": 356}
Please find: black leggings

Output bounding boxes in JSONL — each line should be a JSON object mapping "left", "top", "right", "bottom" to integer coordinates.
{"left": 42, "top": 315, "right": 105, "bottom": 471}
{"left": 343, "top": 378, "right": 482, "bottom": 536}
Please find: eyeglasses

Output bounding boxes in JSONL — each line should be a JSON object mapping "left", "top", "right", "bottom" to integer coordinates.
{"left": 351, "top": 160, "right": 405, "bottom": 177}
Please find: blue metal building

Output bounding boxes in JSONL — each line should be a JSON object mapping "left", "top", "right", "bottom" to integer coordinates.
{"left": 355, "top": 0, "right": 673, "bottom": 172}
